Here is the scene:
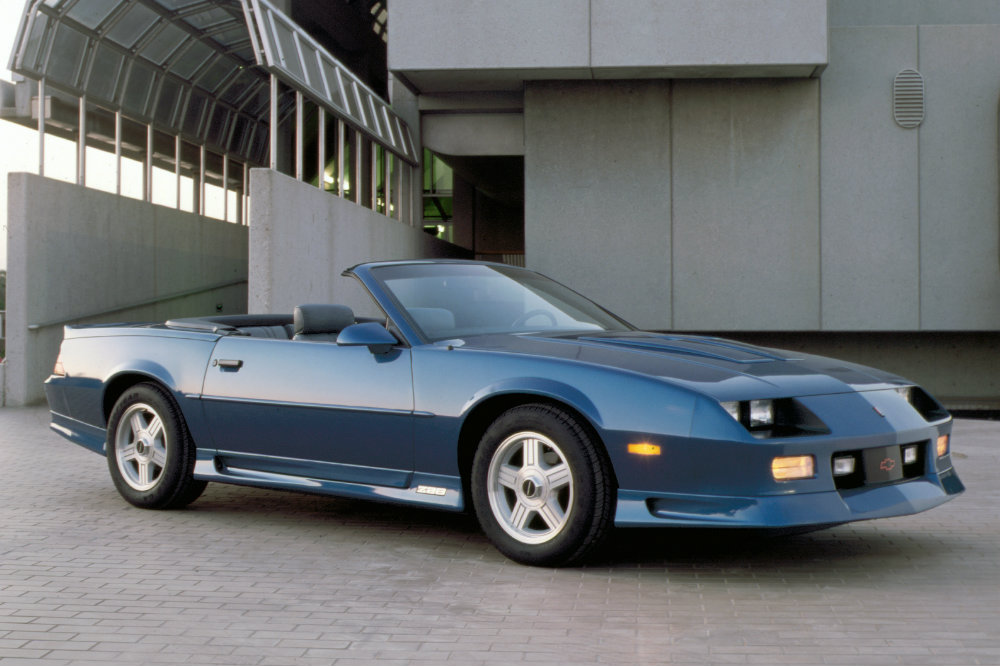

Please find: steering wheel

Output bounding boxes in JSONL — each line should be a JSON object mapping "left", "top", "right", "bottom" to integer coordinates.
{"left": 512, "top": 309, "right": 558, "bottom": 328}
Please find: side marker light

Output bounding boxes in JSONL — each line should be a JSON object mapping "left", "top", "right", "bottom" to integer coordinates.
{"left": 936, "top": 435, "right": 949, "bottom": 458}
{"left": 628, "top": 443, "right": 661, "bottom": 456}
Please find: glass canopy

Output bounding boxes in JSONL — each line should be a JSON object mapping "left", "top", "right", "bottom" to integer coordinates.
{"left": 244, "top": 0, "right": 417, "bottom": 164}
{"left": 8, "top": 0, "right": 417, "bottom": 167}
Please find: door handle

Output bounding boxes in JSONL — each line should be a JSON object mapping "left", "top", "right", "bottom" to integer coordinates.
{"left": 215, "top": 359, "right": 243, "bottom": 370}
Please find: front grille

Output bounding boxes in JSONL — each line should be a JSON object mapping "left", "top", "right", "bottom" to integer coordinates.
{"left": 832, "top": 441, "right": 927, "bottom": 490}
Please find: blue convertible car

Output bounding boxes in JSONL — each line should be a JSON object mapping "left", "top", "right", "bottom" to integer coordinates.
{"left": 45, "top": 260, "right": 963, "bottom": 566}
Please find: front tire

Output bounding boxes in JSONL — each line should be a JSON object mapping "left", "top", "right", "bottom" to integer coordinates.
{"left": 106, "top": 383, "right": 206, "bottom": 509}
{"left": 471, "top": 404, "right": 614, "bottom": 566}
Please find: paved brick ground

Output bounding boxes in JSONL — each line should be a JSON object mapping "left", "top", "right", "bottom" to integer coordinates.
{"left": 0, "top": 406, "right": 997, "bottom": 666}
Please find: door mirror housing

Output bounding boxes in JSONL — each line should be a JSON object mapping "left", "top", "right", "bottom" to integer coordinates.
{"left": 336, "top": 322, "right": 398, "bottom": 354}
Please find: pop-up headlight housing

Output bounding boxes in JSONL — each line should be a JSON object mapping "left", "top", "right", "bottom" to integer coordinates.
{"left": 720, "top": 398, "right": 829, "bottom": 439}
{"left": 894, "top": 385, "right": 950, "bottom": 422}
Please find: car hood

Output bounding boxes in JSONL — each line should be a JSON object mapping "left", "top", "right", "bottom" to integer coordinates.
{"left": 445, "top": 330, "right": 907, "bottom": 400}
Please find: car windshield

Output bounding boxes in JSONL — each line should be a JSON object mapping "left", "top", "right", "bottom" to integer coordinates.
{"left": 372, "top": 263, "right": 634, "bottom": 341}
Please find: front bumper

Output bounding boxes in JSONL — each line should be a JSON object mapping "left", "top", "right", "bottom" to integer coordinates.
{"left": 614, "top": 465, "right": 963, "bottom": 528}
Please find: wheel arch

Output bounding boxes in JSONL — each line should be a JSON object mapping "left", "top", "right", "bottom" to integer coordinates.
{"left": 102, "top": 371, "right": 178, "bottom": 425}
{"left": 456, "top": 391, "right": 619, "bottom": 506}
{"left": 104, "top": 378, "right": 208, "bottom": 509}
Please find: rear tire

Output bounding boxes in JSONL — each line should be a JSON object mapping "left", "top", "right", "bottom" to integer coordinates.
{"left": 106, "top": 383, "right": 206, "bottom": 509}
{"left": 471, "top": 404, "right": 613, "bottom": 566}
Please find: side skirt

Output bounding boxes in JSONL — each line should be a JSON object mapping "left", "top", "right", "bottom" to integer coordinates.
{"left": 193, "top": 450, "right": 464, "bottom": 511}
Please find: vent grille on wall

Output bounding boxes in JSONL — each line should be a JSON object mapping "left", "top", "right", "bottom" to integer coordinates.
{"left": 893, "top": 69, "right": 925, "bottom": 129}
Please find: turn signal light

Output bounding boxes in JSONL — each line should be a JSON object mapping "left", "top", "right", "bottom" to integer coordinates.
{"left": 772, "top": 455, "right": 815, "bottom": 481}
{"left": 936, "top": 435, "right": 949, "bottom": 458}
{"left": 628, "top": 442, "right": 661, "bottom": 456}
{"left": 52, "top": 354, "right": 66, "bottom": 377}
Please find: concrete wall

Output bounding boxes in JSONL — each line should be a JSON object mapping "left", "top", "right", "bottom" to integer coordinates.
{"left": 672, "top": 79, "right": 820, "bottom": 331}
{"left": 390, "top": 0, "right": 827, "bottom": 91}
{"left": 249, "top": 169, "right": 468, "bottom": 316}
{"left": 819, "top": 26, "right": 920, "bottom": 330}
{"left": 918, "top": 24, "right": 1000, "bottom": 329}
{"left": 525, "top": 81, "right": 672, "bottom": 329}
{"left": 422, "top": 113, "right": 525, "bottom": 156}
{"left": 590, "top": 0, "right": 828, "bottom": 77}
{"left": 829, "top": 0, "right": 1000, "bottom": 26}
{"left": 819, "top": 23, "right": 1000, "bottom": 331}
{"left": 525, "top": 79, "right": 819, "bottom": 331}
{"left": 4, "top": 173, "right": 248, "bottom": 406}
{"left": 389, "top": 0, "right": 591, "bottom": 90}
{"left": 524, "top": 19, "right": 1000, "bottom": 334}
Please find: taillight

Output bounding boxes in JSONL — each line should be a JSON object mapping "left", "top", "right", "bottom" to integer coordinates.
{"left": 52, "top": 353, "right": 65, "bottom": 377}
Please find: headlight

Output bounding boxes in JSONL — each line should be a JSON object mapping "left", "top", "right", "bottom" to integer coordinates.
{"left": 893, "top": 385, "right": 950, "bottom": 422}
{"left": 720, "top": 399, "right": 775, "bottom": 429}
{"left": 718, "top": 398, "right": 829, "bottom": 438}
{"left": 749, "top": 400, "right": 774, "bottom": 427}
{"left": 721, "top": 401, "right": 741, "bottom": 421}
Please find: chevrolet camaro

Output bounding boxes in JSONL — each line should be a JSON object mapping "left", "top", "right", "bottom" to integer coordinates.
{"left": 44, "top": 260, "right": 964, "bottom": 566}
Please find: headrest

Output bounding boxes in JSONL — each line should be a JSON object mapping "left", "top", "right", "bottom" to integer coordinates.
{"left": 293, "top": 304, "right": 355, "bottom": 336}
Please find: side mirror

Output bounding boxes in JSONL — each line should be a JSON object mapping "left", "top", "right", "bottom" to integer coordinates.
{"left": 336, "top": 322, "right": 399, "bottom": 354}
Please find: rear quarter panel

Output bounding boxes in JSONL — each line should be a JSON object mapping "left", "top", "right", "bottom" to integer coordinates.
{"left": 49, "top": 327, "right": 220, "bottom": 448}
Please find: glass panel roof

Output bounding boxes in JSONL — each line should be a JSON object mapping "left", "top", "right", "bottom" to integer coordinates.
{"left": 105, "top": 3, "right": 159, "bottom": 48}
{"left": 8, "top": 0, "right": 270, "bottom": 164}
{"left": 47, "top": 22, "right": 87, "bottom": 86}
{"left": 155, "top": 0, "right": 203, "bottom": 9}
{"left": 65, "top": 0, "right": 118, "bottom": 30}
{"left": 140, "top": 23, "right": 188, "bottom": 65}
{"left": 8, "top": 0, "right": 417, "bottom": 166}
{"left": 171, "top": 39, "right": 214, "bottom": 79}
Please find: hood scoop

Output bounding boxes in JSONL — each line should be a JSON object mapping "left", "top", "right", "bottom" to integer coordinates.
{"left": 576, "top": 334, "right": 792, "bottom": 364}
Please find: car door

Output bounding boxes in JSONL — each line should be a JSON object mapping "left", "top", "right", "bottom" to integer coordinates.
{"left": 200, "top": 335, "right": 414, "bottom": 488}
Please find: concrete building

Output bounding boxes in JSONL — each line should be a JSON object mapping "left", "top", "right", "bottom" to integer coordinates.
{"left": 2, "top": 0, "right": 998, "bottom": 408}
